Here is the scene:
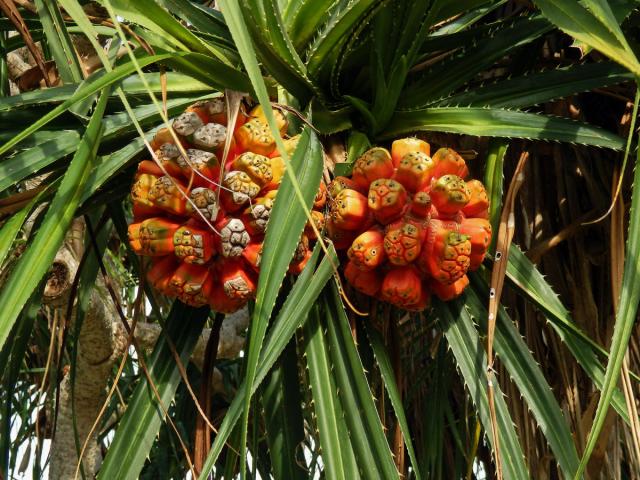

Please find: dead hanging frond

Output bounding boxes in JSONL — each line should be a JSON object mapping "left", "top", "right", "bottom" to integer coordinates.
{"left": 486, "top": 151, "right": 528, "bottom": 480}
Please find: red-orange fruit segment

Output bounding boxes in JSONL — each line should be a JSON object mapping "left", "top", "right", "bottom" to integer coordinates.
{"left": 289, "top": 249, "right": 312, "bottom": 274}
{"left": 326, "top": 218, "right": 358, "bottom": 250}
{"left": 404, "top": 286, "right": 431, "bottom": 312}
{"left": 305, "top": 210, "right": 326, "bottom": 240}
{"left": 209, "top": 278, "right": 247, "bottom": 314}
{"left": 168, "top": 262, "right": 210, "bottom": 307}
{"left": 410, "top": 191, "right": 433, "bottom": 219}
{"left": 216, "top": 258, "right": 257, "bottom": 301}
{"left": 421, "top": 220, "right": 471, "bottom": 284}
{"left": 344, "top": 260, "right": 382, "bottom": 296}
{"left": 328, "top": 176, "right": 365, "bottom": 197}
{"left": 242, "top": 241, "right": 263, "bottom": 272}
{"left": 146, "top": 255, "right": 180, "bottom": 295}
{"left": 430, "top": 275, "right": 469, "bottom": 301}
{"left": 173, "top": 221, "right": 216, "bottom": 265}
{"left": 314, "top": 181, "right": 327, "bottom": 209}
{"left": 351, "top": 147, "right": 394, "bottom": 190}
{"left": 393, "top": 151, "right": 436, "bottom": 192}
{"left": 367, "top": 179, "right": 409, "bottom": 225}
{"left": 391, "top": 137, "right": 431, "bottom": 168}
{"left": 384, "top": 221, "right": 423, "bottom": 266}
{"left": 381, "top": 266, "right": 422, "bottom": 308}
{"left": 220, "top": 171, "right": 261, "bottom": 212}
{"left": 330, "top": 188, "right": 370, "bottom": 231}
{"left": 147, "top": 175, "right": 189, "bottom": 216}
{"left": 458, "top": 218, "right": 492, "bottom": 270}
{"left": 432, "top": 148, "right": 469, "bottom": 179}
{"left": 462, "top": 179, "right": 490, "bottom": 219}
{"left": 128, "top": 218, "right": 180, "bottom": 256}
{"left": 348, "top": 229, "right": 385, "bottom": 270}
{"left": 429, "top": 175, "right": 471, "bottom": 217}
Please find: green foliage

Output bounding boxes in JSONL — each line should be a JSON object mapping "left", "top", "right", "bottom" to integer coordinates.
{"left": 1, "top": 0, "right": 639, "bottom": 478}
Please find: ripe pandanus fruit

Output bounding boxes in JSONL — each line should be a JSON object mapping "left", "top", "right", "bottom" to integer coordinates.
{"left": 186, "top": 187, "right": 220, "bottom": 223}
{"left": 173, "top": 221, "right": 216, "bottom": 264}
{"left": 328, "top": 176, "right": 364, "bottom": 197}
{"left": 391, "top": 137, "right": 430, "bottom": 168}
{"left": 144, "top": 175, "right": 189, "bottom": 216}
{"left": 326, "top": 218, "right": 358, "bottom": 249}
{"left": 233, "top": 152, "right": 273, "bottom": 188}
{"left": 430, "top": 275, "right": 469, "bottom": 301}
{"left": 429, "top": 175, "right": 470, "bottom": 217}
{"left": 381, "top": 266, "right": 423, "bottom": 308}
{"left": 351, "top": 148, "right": 394, "bottom": 190}
{"left": 421, "top": 221, "right": 471, "bottom": 285}
{"left": 344, "top": 260, "right": 382, "bottom": 296}
{"left": 264, "top": 156, "right": 285, "bottom": 190}
{"left": 348, "top": 229, "right": 385, "bottom": 270}
{"left": 305, "top": 210, "right": 325, "bottom": 240}
{"left": 289, "top": 236, "right": 311, "bottom": 274}
{"left": 410, "top": 191, "right": 433, "bottom": 220}
{"left": 242, "top": 241, "right": 263, "bottom": 271}
{"left": 215, "top": 217, "right": 250, "bottom": 258}
{"left": 209, "top": 278, "right": 247, "bottom": 314}
{"left": 330, "top": 188, "right": 370, "bottom": 230}
{"left": 270, "top": 134, "right": 299, "bottom": 158}
{"left": 235, "top": 119, "right": 276, "bottom": 156}
{"left": 249, "top": 104, "right": 288, "bottom": 134}
{"left": 393, "top": 152, "right": 436, "bottom": 192}
{"left": 367, "top": 179, "right": 408, "bottom": 225}
{"left": 216, "top": 258, "right": 257, "bottom": 301}
{"left": 173, "top": 149, "right": 220, "bottom": 188}
{"left": 384, "top": 221, "right": 423, "bottom": 266}
{"left": 220, "top": 170, "right": 260, "bottom": 212}
{"left": 154, "top": 143, "right": 183, "bottom": 178}
{"left": 129, "top": 218, "right": 180, "bottom": 256}
{"left": 314, "top": 181, "right": 327, "bottom": 209}
{"left": 458, "top": 218, "right": 492, "bottom": 269}
{"left": 169, "top": 262, "right": 210, "bottom": 307}
{"left": 172, "top": 111, "right": 204, "bottom": 137}
{"left": 147, "top": 256, "right": 179, "bottom": 295}
{"left": 462, "top": 179, "right": 489, "bottom": 219}
{"left": 404, "top": 286, "right": 430, "bottom": 312}
{"left": 431, "top": 148, "right": 469, "bottom": 179}
{"left": 241, "top": 191, "right": 276, "bottom": 236}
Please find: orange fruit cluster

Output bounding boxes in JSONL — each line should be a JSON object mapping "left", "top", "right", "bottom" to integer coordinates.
{"left": 327, "top": 139, "right": 492, "bottom": 311}
{"left": 128, "top": 98, "right": 325, "bottom": 313}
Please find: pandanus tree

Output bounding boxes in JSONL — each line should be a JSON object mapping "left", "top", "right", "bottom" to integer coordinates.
{"left": 1, "top": 0, "right": 640, "bottom": 479}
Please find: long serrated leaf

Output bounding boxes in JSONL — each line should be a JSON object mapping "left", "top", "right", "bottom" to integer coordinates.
{"left": 435, "top": 62, "right": 633, "bottom": 108}
{"left": 0, "top": 90, "right": 109, "bottom": 350}
{"left": 383, "top": 107, "right": 625, "bottom": 149}
{"left": 575, "top": 109, "right": 640, "bottom": 479}
{"left": 96, "top": 302, "right": 209, "bottom": 480}
{"left": 533, "top": 0, "right": 640, "bottom": 76}
{"left": 364, "top": 322, "right": 423, "bottom": 480}
{"left": 261, "top": 340, "right": 306, "bottom": 480}
{"left": 0, "top": 185, "right": 54, "bottom": 270}
{"left": 198, "top": 246, "right": 337, "bottom": 478}
{"left": 240, "top": 125, "right": 322, "bottom": 474}
{"left": 33, "top": 0, "right": 83, "bottom": 83}
{"left": 303, "top": 307, "right": 350, "bottom": 480}
{"left": 437, "top": 298, "right": 530, "bottom": 479}
{"left": 0, "top": 52, "right": 177, "bottom": 156}
{"left": 466, "top": 281, "right": 580, "bottom": 478}
{"left": 505, "top": 246, "right": 630, "bottom": 420}
{"left": 400, "top": 16, "right": 553, "bottom": 108}
{"left": 324, "top": 283, "right": 400, "bottom": 479}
